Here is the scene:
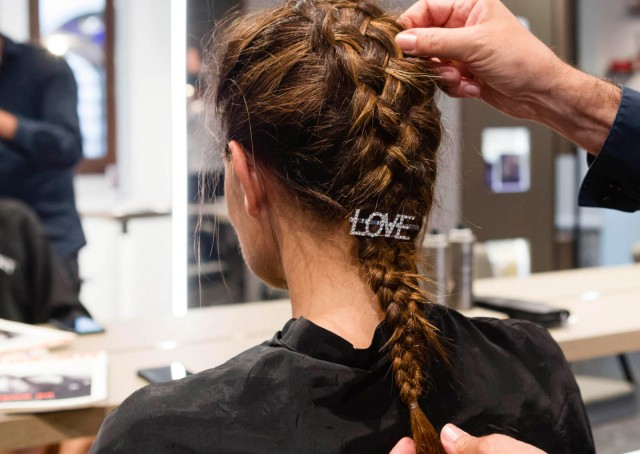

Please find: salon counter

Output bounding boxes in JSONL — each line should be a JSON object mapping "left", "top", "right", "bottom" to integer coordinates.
{"left": 0, "top": 302, "right": 500, "bottom": 449}
{"left": 2, "top": 263, "right": 640, "bottom": 449}
{"left": 474, "top": 263, "right": 640, "bottom": 362}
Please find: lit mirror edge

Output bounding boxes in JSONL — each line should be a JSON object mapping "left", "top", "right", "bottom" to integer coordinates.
{"left": 172, "top": 0, "right": 188, "bottom": 317}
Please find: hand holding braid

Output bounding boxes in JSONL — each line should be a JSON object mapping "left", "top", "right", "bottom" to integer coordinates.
{"left": 210, "top": 1, "right": 446, "bottom": 452}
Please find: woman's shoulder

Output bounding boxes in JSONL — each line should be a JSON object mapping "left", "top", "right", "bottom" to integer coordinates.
{"left": 426, "top": 303, "right": 576, "bottom": 416}
{"left": 427, "top": 303, "right": 562, "bottom": 362}
{"left": 426, "top": 304, "right": 594, "bottom": 453}
{"left": 90, "top": 341, "right": 298, "bottom": 453}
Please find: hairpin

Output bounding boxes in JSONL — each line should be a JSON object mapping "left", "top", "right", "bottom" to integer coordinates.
{"left": 349, "top": 209, "right": 419, "bottom": 240}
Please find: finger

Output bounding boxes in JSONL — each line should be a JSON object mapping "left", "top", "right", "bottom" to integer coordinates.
{"left": 447, "top": 60, "right": 474, "bottom": 79}
{"left": 434, "top": 62, "right": 474, "bottom": 82}
{"left": 434, "top": 64, "right": 462, "bottom": 87}
{"left": 389, "top": 437, "right": 416, "bottom": 454}
{"left": 440, "top": 423, "right": 471, "bottom": 454}
{"left": 398, "top": 0, "right": 437, "bottom": 30}
{"left": 396, "top": 27, "right": 476, "bottom": 61}
{"left": 441, "top": 79, "right": 481, "bottom": 98}
{"left": 399, "top": 0, "right": 477, "bottom": 29}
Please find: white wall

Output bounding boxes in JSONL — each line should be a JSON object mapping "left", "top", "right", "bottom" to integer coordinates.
{"left": 91, "top": 0, "right": 176, "bottom": 319}
{"left": 432, "top": 96, "right": 462, "bottom": 232}
{"left": 77, "top": 0, "right": 178, "bottom": 321}
{"left": 579, "top": 0, "right": 640, "bottom": 76}
{"left": 115, "top": 0, "right": 173, "bottom": 208}
{"left": 578, "top": 0, "right": 640, "bottom": 265}
{"left": 0, "top": 0, "right": 29, "bottom": 42}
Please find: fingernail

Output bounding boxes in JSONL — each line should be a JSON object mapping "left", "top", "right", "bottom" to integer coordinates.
{"left": 441, "top": 424, "right": 465, "bottom": 444}
{"left": 395, "top": 32, "right": 417, "bottom": 53}
{"left": 439, "top": 69, "right": 457, "bottom": 81}
{"left": 463, "top": 84, "right": 481, "bottom": 98}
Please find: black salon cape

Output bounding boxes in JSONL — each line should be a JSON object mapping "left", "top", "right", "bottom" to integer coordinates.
{"left": 90, "top": 305, "right": 594, "bottom": 454}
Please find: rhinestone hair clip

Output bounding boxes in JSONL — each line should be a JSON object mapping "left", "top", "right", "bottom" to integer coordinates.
{"left": 349, "top": 209, "right": 419, "bottom": 241}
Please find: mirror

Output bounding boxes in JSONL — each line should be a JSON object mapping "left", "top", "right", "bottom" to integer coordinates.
{"left": 185, "top": 0, "right": 290, "bottom": 310}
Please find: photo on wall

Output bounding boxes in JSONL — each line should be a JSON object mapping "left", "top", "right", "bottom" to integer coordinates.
{"left": 481, "top": 127, "right": 531, "bottom": 194}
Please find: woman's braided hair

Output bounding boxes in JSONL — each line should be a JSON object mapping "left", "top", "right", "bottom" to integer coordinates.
{"left": 207, "top": 1, "right": 446, "bottom": 452}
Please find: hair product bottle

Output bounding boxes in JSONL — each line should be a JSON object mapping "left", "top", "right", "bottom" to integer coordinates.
{"left": 420, "top": 229, "right": 449, "bottom": 305}
{"left": 447, "top": 226, "right": 475, "bottom": 310}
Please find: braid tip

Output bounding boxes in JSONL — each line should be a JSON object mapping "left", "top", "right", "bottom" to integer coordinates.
{"left": 409, "top": 403, "right": 446, "bottom": 454}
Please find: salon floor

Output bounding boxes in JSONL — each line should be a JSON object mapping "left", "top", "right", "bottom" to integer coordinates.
{"left": 578, "top": 352, "right": 640, "bottom": 453}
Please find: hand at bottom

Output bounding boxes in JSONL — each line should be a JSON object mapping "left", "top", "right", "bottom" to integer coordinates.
{"left": 389, "top": 437, "right": 416, "bottom": 454}
{"left": 389, "top": 424, "right": 547, "bottom": 454}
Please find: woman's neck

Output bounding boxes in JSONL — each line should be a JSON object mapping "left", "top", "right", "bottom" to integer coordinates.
{"left": 275, "top": 217, "right": 384, "bottom": 349}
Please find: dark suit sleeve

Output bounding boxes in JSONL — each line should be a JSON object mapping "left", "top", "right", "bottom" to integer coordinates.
{"left": 11, "top": 57, "right": 83, "bottom": 169}
{"left": 0, "top": 199, "right": 56, "bottom": 323}
{"left": 578, "top": 86, "right": 640, "bottom": 212}
{"left": 0, "top": 142, "right": 27, "bottom": 190}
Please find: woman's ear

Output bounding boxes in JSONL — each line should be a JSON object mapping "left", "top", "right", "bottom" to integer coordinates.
{"left": 228, "top": 140, "right": 264, "bottom": 218}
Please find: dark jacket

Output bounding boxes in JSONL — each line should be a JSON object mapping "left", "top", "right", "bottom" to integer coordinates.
{"left": 579, "top": 86, "right": 640, "bottom": 212}
{"left": 0, "top": 198, "right": 79, "bottom": 323}
{"left": 0, "top": 34, "right": 85, "bottom": 259}
{"left": 90, "top": 305, "right": 594, "bottom": 454}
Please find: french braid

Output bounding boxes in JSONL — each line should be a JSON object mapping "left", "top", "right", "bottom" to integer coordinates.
{"left": 209, "top": 1, "right": 446, "bottom": 452}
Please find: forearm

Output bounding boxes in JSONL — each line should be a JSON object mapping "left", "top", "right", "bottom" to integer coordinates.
{"left": 0, "top": 142, "right": 28, "bottom": 193}
{"left": 0, "top": 109, "right": 18, "bottom": 141}
{"left": 12, "top": 115, "right": 83, "bottom": 167}
{"left": 528, "top": 64, "right": 621, "bottom": 156}
{"left": 2, "top": 61, "right": 83, "bottom": 168}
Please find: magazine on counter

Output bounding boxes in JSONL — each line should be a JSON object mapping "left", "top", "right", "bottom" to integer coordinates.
{"left": 0, "top": 318, "right": 77, "bottom": 355}
{"left": 0, "top": 350, "right": 108, "bottom": 413}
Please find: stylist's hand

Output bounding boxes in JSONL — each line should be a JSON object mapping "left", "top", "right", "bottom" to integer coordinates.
{"left": 440, "top": 423, "right": 546, "bottom": 454}
{"left": 395, "top": 0, "right": 571, "bottom": 120}
{"left": 389, "top": 437, "right": 416, "bottom": 454}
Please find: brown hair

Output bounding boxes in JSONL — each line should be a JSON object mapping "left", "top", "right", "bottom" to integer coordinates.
{"left": 207, "top": 1, "right": 446, "bottom": 452}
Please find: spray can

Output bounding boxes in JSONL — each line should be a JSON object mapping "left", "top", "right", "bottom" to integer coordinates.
{"left": 447, "top": 226, "right": 475, "bottom": 310}
{"left": 420, "top": 229, "right": 448, "bottom": 305}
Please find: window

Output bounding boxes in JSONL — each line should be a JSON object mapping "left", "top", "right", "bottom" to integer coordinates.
{"left": 30, "top": 0, "right": 115, "bottom": 173}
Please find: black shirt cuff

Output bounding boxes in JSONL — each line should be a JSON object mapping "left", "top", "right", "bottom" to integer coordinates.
{"left": 578, "top": 86, "right": 640, "bottom": 212}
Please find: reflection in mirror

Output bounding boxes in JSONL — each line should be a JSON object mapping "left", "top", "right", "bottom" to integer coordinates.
{"left": 186, "top": 0, "right": 288, "bottom": 309}
{"left": 186, "top": 0, "right": 233, "bottom": 309}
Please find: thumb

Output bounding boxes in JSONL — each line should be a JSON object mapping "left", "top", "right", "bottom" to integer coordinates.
{"left": 440, "top": 424, "right": 474, "bottom": 454}
{"left": 395, "top": 27, "right": 476, "bottom": 61}
{"left": 389, "top": 437, "right": 416, "bottom": 454}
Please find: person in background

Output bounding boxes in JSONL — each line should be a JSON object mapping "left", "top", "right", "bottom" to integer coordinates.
{"left": 0, "top": 33, "right": 95, "bottom": 326}
{"left": 395, "top": 0, "right": 639, "bottom": 213}
{"left": 393, "top": 0, "right": 640, "bottom": 451}
{"left": 90, "top": 1, "right": 593, "bottom": 452}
